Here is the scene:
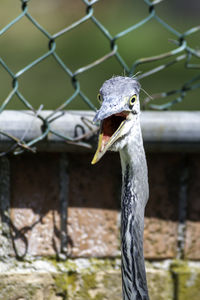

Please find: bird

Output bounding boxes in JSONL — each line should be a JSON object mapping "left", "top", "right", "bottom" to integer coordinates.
{"left": 91, "top": 76, "right": 149, "bottom": 300}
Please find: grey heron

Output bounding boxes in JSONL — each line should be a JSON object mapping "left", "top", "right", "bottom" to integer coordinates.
{"left": 92, "top": 76, "right": 149, "bottom": 300}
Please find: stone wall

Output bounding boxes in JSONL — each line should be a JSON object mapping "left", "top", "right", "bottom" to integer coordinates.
{"left": 0, "top": 150, "right": 200, "bottom": 299}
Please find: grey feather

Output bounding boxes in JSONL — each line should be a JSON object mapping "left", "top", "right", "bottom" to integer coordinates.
{"left": 93, "top": 76, "right": 149, "bottom": 300}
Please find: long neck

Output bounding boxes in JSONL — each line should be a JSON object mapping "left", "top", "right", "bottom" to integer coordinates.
{"left": 119, "top": 121, "right": 149, "bottom": 300}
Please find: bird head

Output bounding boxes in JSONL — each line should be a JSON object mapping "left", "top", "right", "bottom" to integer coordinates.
{"left": 91, "top": 76, "right": 141, "bottom": 164}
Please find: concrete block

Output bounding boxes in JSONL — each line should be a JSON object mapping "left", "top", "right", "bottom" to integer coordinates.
{"left": 184, "top": 221, "right": 200, "bottom": 260}
{"left": 10, "top": 154, "right": 61, "bottom": 257}
{"left": 185, "top": 155, "right": 200, "bottom": 259}
{"left": 68, "top": 153, "right": 121, "bottom": 257}
{"left": 171, "top": 261, "right": 200, "bottom": 300}
{"left": 145, "top": 154, "right": 180, "bottom": 259}
{"left": 54, "top": 259, "right": 173, "bottom": 300}
{"left": 0, "top": 273, "right": 61, "bottom": 300}
{"left": 0, "top": 259, "right": 174, "bottom": 300}
{"left": 144, "top": 218, "right": 178, "bottom": 258}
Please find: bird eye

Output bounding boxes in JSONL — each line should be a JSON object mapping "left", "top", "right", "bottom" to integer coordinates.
{"left": 129, "top": 94, "right": 137, "bottom": 108}
{"left": 97, "top": 93, "right": 102, "bottom": 103}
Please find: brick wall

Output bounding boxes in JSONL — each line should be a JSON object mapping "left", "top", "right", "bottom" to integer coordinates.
{"left": 0, "top": 150, "right": 200, "bottom": 299}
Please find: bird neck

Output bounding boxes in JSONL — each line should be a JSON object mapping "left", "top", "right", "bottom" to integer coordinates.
{"left": 119, "top": 121, "right": 149, "bottom": 300}
{"left": 120, "top": 120, "right": 148, "bottom": 205}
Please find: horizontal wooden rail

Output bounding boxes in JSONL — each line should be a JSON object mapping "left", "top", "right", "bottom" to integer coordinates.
{"left": 0, "top": 110, "right": 200, "bottom": 152}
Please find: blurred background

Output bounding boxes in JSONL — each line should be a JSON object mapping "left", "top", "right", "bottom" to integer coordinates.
{"left": 1, "top": 0, "right": 200, "bottom": 111}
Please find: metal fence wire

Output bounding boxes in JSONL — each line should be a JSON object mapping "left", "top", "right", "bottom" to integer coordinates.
{"left": 0, "top": 0, "right": 200, "bottom": 155}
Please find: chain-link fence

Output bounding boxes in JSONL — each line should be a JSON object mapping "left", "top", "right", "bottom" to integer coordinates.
{"left": 1, "top": 0, "right": 200, "bottom": 155}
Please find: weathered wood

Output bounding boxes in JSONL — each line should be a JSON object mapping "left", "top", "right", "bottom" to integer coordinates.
{"left": 0, "top": 110, "right": 199, "bottom": 152}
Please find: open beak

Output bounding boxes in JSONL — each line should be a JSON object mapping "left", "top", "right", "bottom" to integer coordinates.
{"left": 91, "top": 111, "right": 129, "bottom": 164}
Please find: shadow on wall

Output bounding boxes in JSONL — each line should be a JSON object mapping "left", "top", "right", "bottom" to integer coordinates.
{"left": 1, "top": 151, "right": 199, "bottom": 259}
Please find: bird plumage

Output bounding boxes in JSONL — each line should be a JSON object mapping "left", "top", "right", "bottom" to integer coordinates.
{"left": 92, "top": 76, "right": 149, "bottom": 300}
